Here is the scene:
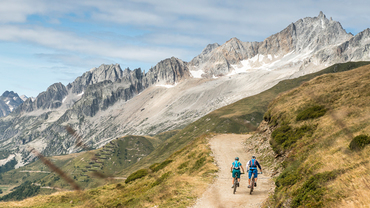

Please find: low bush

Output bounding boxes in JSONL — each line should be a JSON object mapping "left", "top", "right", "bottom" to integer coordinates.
{"left": 125, "top": 169, "right": 148, "bottom": 184}
{"left": 152, "top": 160, "right": 173, "bottom": 172}
{"left": 149, "top": 163, "right": 160, "bottom": 171}
{"left": 296, "top": 105, "right": 327, "bottom": 121}
{"left": 151, "top": 171, "right": 172, "bottom": 187}
{"left": 292, "top": 170, "right": 340, "bottom": 207}
{"left": 349, "top": 134, "right": 370, "bottom": 151}
{"left": 177, "top": 161, "right": 189, "bottom": 170}
{"left": 190, "top": 156, "right": 207, "bottom": 173}
{"left": 275, "top": 160, "right": 301, "bottom": 188}
{"left": 271, "top": 124, "right": 315, "bottom": 154}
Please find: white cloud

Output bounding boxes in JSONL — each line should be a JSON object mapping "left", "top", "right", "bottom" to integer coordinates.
{"left": 0, "top": 25, "right": 190, "bottom": 62}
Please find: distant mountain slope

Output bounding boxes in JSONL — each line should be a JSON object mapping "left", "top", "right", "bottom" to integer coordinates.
{"left": 0, "top": 91, "right": 25, "bottom": 117}
{"left": 0, "top": 134, "right": 163, "bottom": 197}
{"left": 1, "top": 12, "right": 370, "bottom": 171}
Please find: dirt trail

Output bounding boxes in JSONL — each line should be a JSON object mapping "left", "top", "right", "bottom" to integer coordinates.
{"left": 192, "top": 134, "right": 273, "bottom": 208}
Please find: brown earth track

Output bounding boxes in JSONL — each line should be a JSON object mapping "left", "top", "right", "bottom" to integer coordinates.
{"left": 192, "top": 134, "right": 273, "bottom": 208}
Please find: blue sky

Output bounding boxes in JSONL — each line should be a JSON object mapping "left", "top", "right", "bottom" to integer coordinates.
{"left": 0, "top": 0, "right": 369, "bottom": 97}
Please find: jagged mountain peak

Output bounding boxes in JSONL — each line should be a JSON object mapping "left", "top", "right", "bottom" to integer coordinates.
{"left": 144, "top": 56, "right": 190, "bottom": 86}
{"left": 201, "top": 43, "right": 220, "bottom": 56}
{"left": 1, "top": 91, "right": 19, "bottom": 98}
{"left": 0, "top": 91, "right": 24, "bottom": 117}
{"left": 69, "top": 63, "right": 124, "bottom": 94}
{"left": 226, "top": 37, "right": 242, "bottom": 44}
{"left": 188, "top": 12, "right": 359, "bottom": 77}
{"left": 318, "top": 11, "right": 325, "bottom": 18}
{"left": 19, "top": 95, "right": 28, "bottom": 102}
{"left": 88, "top": 63, "right": 123, "bottom": 82}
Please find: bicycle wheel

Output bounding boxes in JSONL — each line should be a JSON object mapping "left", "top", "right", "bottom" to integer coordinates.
{"left": 233, "top": 175, "right": 237, "bottom": 194}
{"left": 250, "top": 175, "right": 254, "bottom": 195}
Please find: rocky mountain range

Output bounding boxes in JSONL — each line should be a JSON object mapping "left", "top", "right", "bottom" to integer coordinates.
{"left": 0, "top": 12, "right": 370, "bottom": 169}
{"left": 0, "top": 91, "right": 27, "bottom": 117}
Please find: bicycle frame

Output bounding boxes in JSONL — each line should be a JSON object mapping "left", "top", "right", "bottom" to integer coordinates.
{"left": 249, "top": 171, "right": 262, "bottom": 195}
{"left": 233, "top": 172, "right": 244, "bottom": 194}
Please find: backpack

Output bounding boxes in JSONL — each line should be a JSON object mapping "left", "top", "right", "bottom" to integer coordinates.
{"left": 249, "top": 159, "right": 257, "bottom": 168}
{"left": 233, "top": 161, "right": 241, "bottom": 170}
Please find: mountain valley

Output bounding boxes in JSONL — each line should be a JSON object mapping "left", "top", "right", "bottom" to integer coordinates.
{"left": 0, "top": 12, "right": 370, "bottom": 207}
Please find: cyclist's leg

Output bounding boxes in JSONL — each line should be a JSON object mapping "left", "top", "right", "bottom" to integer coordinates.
{"left": 254, "top": 169, "right": 258, "bottom": 186}
{"left": 232, "top": 170, "right": 236, "bottom": 187}
{"left": 248, "top": 170, "right": 252, "bottom": 186}
{"left": 237, "top": 170, "right": 241, "bottom": 184}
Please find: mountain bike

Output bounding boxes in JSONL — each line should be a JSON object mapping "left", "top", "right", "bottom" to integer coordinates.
{"left": 249, "top": 171, "right": 262, "bottom": 195}
{"left": 233, "top": 172, "right": 244, "bottom": 194}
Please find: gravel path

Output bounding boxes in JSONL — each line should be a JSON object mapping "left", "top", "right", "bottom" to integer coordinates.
{"left": 192, "top": 134, "right": 273, "bottom": 208}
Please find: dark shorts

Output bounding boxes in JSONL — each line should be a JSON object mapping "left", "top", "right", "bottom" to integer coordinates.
{"left": 232, "top": 169, "right": 241, "bottom": 178}
{"left": 249, "top": 169, "right": 258, "bottom": 179}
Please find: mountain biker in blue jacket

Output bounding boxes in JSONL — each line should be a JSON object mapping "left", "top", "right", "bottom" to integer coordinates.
{"left": 230, "top": 157, "right": 245, "bottom": 188}
{"left": 247, "top": 155, "right": 262, "bottom": 188}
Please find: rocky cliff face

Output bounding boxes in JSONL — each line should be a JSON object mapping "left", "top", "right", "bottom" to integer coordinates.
{"left": 144, "top": 57, "right": 190, "bottom": 86}
{"left": 188, "top": 12, "right": 369, "bottom": 77}
{"left": 68, "top": 64, "right": 125, "bottom": 94}
{"left": 0, "top": 57, "right": 190, "bottom": 165}
{"left": 0, "top": 91, "right": 25, "bottom": 117}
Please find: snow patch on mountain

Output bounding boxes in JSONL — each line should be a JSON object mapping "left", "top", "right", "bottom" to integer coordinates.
{"left": 20, "top": 95, "right": 28, "bottom": 101}
{"left": 156, "top": 83, "right": 177, "bottom": 88}
{"left": 0, "top": 154, "right": 15, "bottom": 166}
{"left": 190, "top": 69, "right": 205, "bottom": 78}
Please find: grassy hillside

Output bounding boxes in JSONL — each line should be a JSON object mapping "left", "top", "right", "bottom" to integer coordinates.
{"left": 262, "top": 64, "right": 370, "bottom": 207}
{"left": 0, "top": 135, "right": 161, "bottom": 198}
{"left": 0, "top": 134, "right": 217, "bottom": 207}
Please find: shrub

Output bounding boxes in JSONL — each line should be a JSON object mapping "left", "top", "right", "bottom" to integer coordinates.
{"left": 349, "top": 134, "right": 370, "bottom": 151}
{"left": 151, "top": 171, "right": 172, "bottom": 187}
{"left": 177, "top": 161, "right": 189, "bottom": 170}
{"left": 191, "top": 156, "right": 207, "bottom": 172}
{"left": 263, "top": 111, "right": 272, "bottom": 122}
{"left": 125, "top": 169, "right": 148, "bottom": 184}
{"left": 275, "top": 160, "right": 301, "bottom": 188}
{"left": 271, "top": 124, "right": 315, "bottom": 153}
{"left": 291, "top": 170, "right": 340, "bottom": 207}
{"left": 296, "top": 105, "right": 327, "bottom": 121}
{"left": 149, "top": 163, "right": 160, "bottom": 171}
{"left": 152, "top": 160, "right": 173, "bottom": 172}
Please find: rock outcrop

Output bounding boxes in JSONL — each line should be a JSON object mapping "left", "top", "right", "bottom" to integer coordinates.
{"left": 0, "top": 91, "right": 24, "bottom": 117}
{"left": 144, "top": 57, "right": 190, "bottom": 86}
{"left": 188, "top": 12, "right": 368, "bottom": 77}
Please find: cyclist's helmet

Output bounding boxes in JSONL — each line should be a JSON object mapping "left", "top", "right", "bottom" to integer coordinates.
{"left": 235, "top": 157, "right": 239, "bottom": 161}
{"left": 252, "top": 155, "right": 256, "bottom": 159}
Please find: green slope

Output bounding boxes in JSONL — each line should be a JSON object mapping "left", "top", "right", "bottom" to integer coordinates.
{"left": 0, "top": 135, "right": 158, "bottom": 197}
{"left": 262, "top": 64, "right": 370, "bottom": 207}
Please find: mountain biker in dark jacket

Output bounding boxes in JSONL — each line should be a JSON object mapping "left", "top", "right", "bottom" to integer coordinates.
{"left": 230, "top": 157, "right": 245, "bottom": 188}
{"left": 247, "top": 155, "right": 262, "bottom": 188}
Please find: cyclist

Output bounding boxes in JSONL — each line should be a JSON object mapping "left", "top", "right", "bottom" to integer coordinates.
{"left": 247, "top": 155, "right": 262, "bottom": 188}
{"left": 230, "top": 157, "right": 245, "bottom": 188}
